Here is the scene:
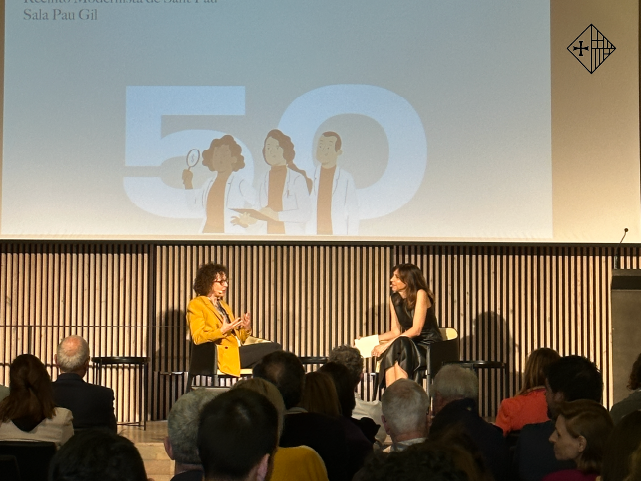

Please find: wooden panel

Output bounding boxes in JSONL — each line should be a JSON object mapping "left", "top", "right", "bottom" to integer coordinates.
{"left": 0, "top": 243, "right": 150, "bottom": 425}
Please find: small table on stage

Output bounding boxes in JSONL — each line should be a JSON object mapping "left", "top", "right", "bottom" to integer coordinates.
{"left": 92, "top": 356, "right": 149, "bottom": 429}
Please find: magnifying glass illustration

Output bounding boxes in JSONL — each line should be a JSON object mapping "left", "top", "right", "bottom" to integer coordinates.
{"left": 185, "top": 149, "right": 200, "bottom": 170}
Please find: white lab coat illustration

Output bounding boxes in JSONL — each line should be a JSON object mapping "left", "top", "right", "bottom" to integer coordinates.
{"left": 258, "top": 168, "right": 312, "bottom": 235}
{"left": 310, "top": 165, "right": 359, "bottom": 236}
{"left": 185, "top": 171, "right": 257, "bottom": 234}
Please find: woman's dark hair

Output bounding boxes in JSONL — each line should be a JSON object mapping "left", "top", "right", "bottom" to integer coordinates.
{"left": 193, "top": 263, "right": 227, "bottom": 296}
{"left": 393, "top": 263, "right": 434, "bottom": 310}
{"left": 601, "top": 411, "right": 641, "bottom": 481}
{"left": 0, "top": 354, "right": 56, "bottom": 425}
{"left": 263, "top": 129, "right": 312, "bottom": 193}
{"left": 50, "top": 429, "right": 148, "bottom": 481}
{"left": 628, "top": 353, "right": 641, "bottom": 391}
{"left": 201, "top": 135, "right": 245, "bottom": 172}
{"left": 319, "top": 361, "right": 357, "bottom": 417}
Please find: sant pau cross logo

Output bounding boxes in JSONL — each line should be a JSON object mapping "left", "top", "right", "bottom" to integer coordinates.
{"left": 568, "top": 24, "right": 616, "bottom": 74}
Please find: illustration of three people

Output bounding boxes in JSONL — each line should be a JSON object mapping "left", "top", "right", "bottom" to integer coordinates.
{"left": 182, "top": 129, "right": 359, "bottom": 236}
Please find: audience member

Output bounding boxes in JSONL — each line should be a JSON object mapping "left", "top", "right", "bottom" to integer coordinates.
{"left": 381, "top": 378, "right": 429, "bottom": 452}
{"left": 53, "top": 335, "right": 117, "bottom": 432}
{"left": 601, "top": 411, "right": 641, "bottom": 481}
{"left": 328, "top": 345, "right": 385, "bottom": 444}
{"left": 252, "top": 350, "right": 350, "bottom": 481}
{"left": 514, "top": 355, "right": 603, "bottom": 481}
{"left": 0, "top": 354, "right": 73, "bottom": 448}
{"left": 198, "top": 389, "right": 278, "bottom": 481}
{"left": 353, "top": 445, "right": 470, "bottom": 481}
{"left": 543, "top": 399, "right": 613, "bottom": 481}
{"left": 165, "top": 388, "right": 221, "bottom": 481}
{"left": 627, "top": 441, "right": 641, "bottom": 481}
{"left": 610, "top": 353, "right": 641, "bottom": 424}
{"left": 428, "top": 425, "right": 494, "bottom": 481}
{"left": 232, "top": 377, "right": 329, "bottom": 481}
{"left": 495, "top": 347, "right": 560, "bottom": 435}
{"left": 313, "top": 365, "right": 373, "bottom": 474}
{"left": 49, "top": 429, "right": 149, "bottom": 481}
{"left": 300, "top": 371, "right": 341, "bottom": 417}
{"left": 430, "top": 364, "right": 510, "bottom": 481}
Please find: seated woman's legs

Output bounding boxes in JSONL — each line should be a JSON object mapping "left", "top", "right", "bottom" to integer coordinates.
{"left": 385, "top": 362, "right": 409, "bottom": 386}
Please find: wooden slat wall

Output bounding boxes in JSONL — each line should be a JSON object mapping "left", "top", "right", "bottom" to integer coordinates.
{"left": 1, "top": 242, "right": 637, "bottom": 421}
{"left": 0, "top": 243, "right": 150, "bottom": 424}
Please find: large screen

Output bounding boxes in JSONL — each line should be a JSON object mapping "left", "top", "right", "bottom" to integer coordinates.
{"left": 2, "top": 0, "right": 638, "bottom": 241}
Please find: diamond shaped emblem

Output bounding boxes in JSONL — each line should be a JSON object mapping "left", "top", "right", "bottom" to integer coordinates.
{"left": 568, "top": 24, "right": 615, "bottom": 74}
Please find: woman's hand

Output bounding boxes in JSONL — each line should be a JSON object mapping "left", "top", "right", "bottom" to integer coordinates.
{"left": 371, "top": 342, "right": 387, "bottom": 358}
{"left": 220, "top": 318, "right": 244, "bottom": 335}
{"left": 240, "top": 312, "right": 252, "bottom": 333}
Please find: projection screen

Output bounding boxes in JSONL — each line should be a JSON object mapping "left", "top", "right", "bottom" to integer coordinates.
{"left": 2, "top": 0, "right": 639, "bottom": 242}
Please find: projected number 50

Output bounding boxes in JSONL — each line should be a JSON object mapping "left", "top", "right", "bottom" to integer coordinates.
{"left": 124, "top": 85, "right": 427, "bottom": 223}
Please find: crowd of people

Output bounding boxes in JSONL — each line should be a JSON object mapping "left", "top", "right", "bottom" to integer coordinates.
{"left": 1, "top": 260, "right": 640, "bottom": 481}
{"left": 1, "top": 343, "right": 641, "bottom": 481}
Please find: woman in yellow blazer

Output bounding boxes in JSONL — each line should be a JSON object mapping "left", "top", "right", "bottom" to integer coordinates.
{"left": 187, "top": 263, "right": 280, "bottom": 377}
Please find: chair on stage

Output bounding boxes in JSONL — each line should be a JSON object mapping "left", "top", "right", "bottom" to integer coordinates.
{"left": 422, "top": 327, "right": 460, "bottom": 387}
{"left": 0, "top": 441, "right": 56, "bottom": 481}
{"left": 186, "top": 338, "right": 263, "bottom": 390}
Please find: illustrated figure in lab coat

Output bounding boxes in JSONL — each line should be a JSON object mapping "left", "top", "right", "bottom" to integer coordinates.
{"left": 247, "top": 129, "right": 312, "bottom": 235}
{"left": 311, "top": 131, "right": 359, "bottom": 236}
{"left": 182, "top": 135, "right": 256, "bottom": 234}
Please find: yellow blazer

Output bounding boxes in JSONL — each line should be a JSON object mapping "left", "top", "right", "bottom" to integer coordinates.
{"left": 186, "top": 296, "right": 249, "bottom": 377}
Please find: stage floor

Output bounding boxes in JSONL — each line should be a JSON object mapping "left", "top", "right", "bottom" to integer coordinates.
{"left": 121, "top": 421, "right": 173, "bottom": 481}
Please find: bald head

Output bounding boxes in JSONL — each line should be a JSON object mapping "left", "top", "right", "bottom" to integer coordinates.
{"left": 56, "top": 335, "right": 90, "bottom": 375}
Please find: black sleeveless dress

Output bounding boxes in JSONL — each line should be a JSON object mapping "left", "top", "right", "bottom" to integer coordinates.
{"left": 378, "top": 292, "right": 442, "bottom": 387}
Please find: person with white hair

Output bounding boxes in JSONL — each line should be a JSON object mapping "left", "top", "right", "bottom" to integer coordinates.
{"left": 430, "top": 364, "right": 509, "bottom": 481}
{"left": 165, "top": 389, "right": 222, "bottom": 481}
{"left": 53, "top": 335, "right": 117, "bottom": 432}
{"left": 381, "top": 379, "right": 430, "bottom": 452}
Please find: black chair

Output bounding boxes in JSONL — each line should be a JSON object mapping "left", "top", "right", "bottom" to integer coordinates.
{"left": 423, "top": 327, "right": 460, "bottom": 387}
{"left": 0, "top": 454, "right": 20, "bottom": 481}
{"left": 0, "top": 441, "right": 56, "bottom": 481}
{"left": 186, "top": 342, "right": 253, "bottom": 390}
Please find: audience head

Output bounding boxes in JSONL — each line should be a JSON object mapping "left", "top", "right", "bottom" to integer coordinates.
{"left": 353, "top": 446, "right": 469, "bottom": 481}
{"left": 601, "top": 411, "right": 641, "bottom": 481}
{"left": 198, "top": 389, "right": 278, "bottom": 481}
{"left": 328, "top": 345, "right": 364, "bottom": 389}
{"left": 318, "top": 361, "right": 357, "bottom": 417}
{"left": 627, "top": 353, "right": 641, "bottom": 391}
{"left": 432, "top": 364, "right": 479, "bottom": 414}
{"left": 0, "top": 353, "right": 55, "bottom": 425}
{"left": 232, "top": 377, "right": 286, "bottom": 437}
{"left": 56, "top": 335, "right": 90, "bottom": 375}
{"left": 165, "top": 388, "right": 221, "bottom": 468}
{"left": 549, "top": 399, "right": 613, "bottom": 474}
{"left": 193, "top": 263, "right": 228, "bottom": 297}
{"left": 381, "top": 379, "right": 430, "bottom": 441}
{"left": 252, "top": 350, "right": 305, "bottom": 410}
{"left": 627, "top": 441, "right": 641, "bottom": 481}
{"left": 520, "top": 347, "right": 560, "bottom": 394}
{"left": 428, "top": 425, "right": 493, "bottom": 481}
{"left": 300, "top": 371, "right": 341, "bottom": 418}
{"left": 49, "top": 429, "right": 148, "bottom": 481}
{"left": 544, "top": 355, "right": 603, "bottom": 418}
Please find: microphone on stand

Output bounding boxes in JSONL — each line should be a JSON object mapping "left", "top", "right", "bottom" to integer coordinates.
{"left": 614, "top": 227, "right": 628, "bottom": 270}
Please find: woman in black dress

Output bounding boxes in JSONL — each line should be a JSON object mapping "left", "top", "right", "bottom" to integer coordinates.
{"left": 372, "top": 264, "right": 442, "bottom": 387}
